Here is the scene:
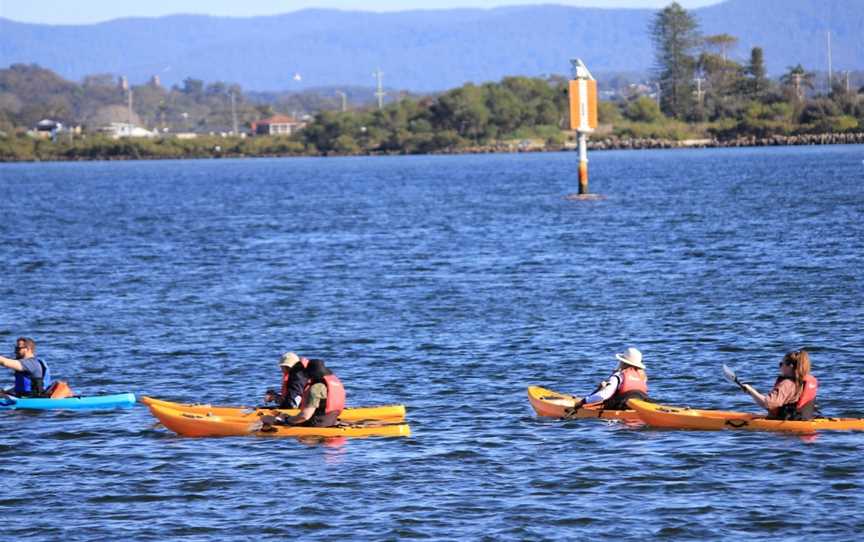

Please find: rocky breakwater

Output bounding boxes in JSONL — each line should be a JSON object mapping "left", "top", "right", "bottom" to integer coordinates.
{"left": 589, "top": 132, "right": 864, "bottom": 151}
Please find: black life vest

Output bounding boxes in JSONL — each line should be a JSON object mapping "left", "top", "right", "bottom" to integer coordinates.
{"left": 279, "top": 359, "right": 310, "bottom": 409}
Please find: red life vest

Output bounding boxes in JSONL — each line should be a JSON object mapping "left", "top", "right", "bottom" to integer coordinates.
{"left": 773, "top": 375, "right": 818, "bottom": 420}
{"left": 300, "top": 374, "right": 346, "bottom": 415}
{"left": 796, "top": 374, "right": 818, "bottom": 409}
{"left": 602, "top": 367, "right": 648, "bottom": 410}
{"left": 280, "top": 357, "right": 309, "bottom": 399}
{"left": 617, "top": 367, "right": 648, "bottom": 396}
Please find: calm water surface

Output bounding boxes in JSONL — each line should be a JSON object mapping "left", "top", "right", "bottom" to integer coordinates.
{"left": 1, "top": 146, "right": 863, "bottom": 541}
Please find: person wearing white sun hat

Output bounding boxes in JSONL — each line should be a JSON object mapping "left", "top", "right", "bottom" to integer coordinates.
{"left": 566, "top": 347, "right": 649, "bottom": 414}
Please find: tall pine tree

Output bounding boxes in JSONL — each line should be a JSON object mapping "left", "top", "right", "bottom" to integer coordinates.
{"left": 746, "top": 47, "right": 769, "bottom": 99}
{"left": 650, "top": 2, "right": 700, "bottom": 119}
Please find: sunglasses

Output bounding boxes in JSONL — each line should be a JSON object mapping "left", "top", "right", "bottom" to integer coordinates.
{"left": 779, "top": 360, "right": 796, "bottom": 367}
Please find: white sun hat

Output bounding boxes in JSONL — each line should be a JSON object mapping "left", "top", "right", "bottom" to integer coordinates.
{"left": 615, "top": 347, "right": 645, "bottom": 369}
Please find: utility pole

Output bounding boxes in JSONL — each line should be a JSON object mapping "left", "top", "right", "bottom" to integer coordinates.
{"left": 230, "top": 92, "right": 238, "bottom": 135}
{"left": 793, "top": 72, "right": 803, "bottom": 102}
{"left": 827, "top": 30, "right": 833, "bottom": 93}
{"left": 335, "top": 90, "right": 347, "bottom": 112}
{"left": 127, "top": 86, "right": 134, "bottom": 126}
{"left": 373, "top": 68, "right": 385, "bottom": 110}
{"left": 845, "top": 71, "right": 850, "bottom": 94}
{"left": 693, "top": 77, "right": 705, "bottom": 107}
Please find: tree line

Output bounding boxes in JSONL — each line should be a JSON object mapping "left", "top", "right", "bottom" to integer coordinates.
{"left": 1, "top": 1, "right": 862, "bottom": 161}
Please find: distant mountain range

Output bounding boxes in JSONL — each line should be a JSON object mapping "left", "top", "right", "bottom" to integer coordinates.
{"left": 0, "top": 0, "right": 861, "bottom": 92}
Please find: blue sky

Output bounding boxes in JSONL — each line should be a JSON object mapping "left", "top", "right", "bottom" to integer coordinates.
{"left": 1, "top": 0, "right": 721, "bottom": 25}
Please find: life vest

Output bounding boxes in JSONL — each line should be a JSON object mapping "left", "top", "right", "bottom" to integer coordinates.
{"left": 300, "top": 374, "right": 346, "bottom": 426}
{"left": 13, "top": 358, "right": 52, "bottom": 397}
{"left": 774, "top": 375, "right": 818, "bottom": 420}
{"left": 603, "top": 367, "right": 648, "bottom": 410}
{"left": 279, "top": 357, "right": 309, "bottom": 403}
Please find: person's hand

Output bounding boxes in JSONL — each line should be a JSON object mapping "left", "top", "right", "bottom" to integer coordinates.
{"left": 563, "top": 399, "right": 585, "bottom": 419}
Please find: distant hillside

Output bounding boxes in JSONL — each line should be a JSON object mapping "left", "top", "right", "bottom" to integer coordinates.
{"left": 0, "top": 0, "right": 861, "bottom": 92}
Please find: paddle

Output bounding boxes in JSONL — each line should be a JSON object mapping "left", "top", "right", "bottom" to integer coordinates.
{"left": 0, "top": 391, "right": 17, "bottom": 407}
{"left": 722, "top": 364, "right": 748, "bottom": 391}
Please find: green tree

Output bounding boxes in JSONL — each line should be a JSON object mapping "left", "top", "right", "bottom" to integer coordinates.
{"left": 703, "top": 33, "right": 737, "bottom": 61}
{"left": 430, "top": 84, "right": 490, "bottom": 141}
{"left": 650, "top": 2, "right": 700, "bottom": 119}
{"left": 624, "top": 96, "right": 664, "bottom": 123}
{"left": 780, "top": 64, "right": 815, "bottom": 103}
{"left": 745, "top": 47, "right": 769, "bottom": 99}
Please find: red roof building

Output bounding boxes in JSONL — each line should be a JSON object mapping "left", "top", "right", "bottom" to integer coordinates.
{"left": 251, "top": 115, "right": 306, "bottom": 136}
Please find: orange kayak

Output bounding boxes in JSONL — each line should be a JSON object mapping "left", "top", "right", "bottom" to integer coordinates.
{"left": 527, "top": 386, "right": 641, "bottom": 421}
{"left": 140, "top": 396, "right": 406, "bottom": 422}
{"left": 628, "top": 399, "right": 864, "bottom": 433}
{"left": 147, "top": 403, "right": 411, "bottom": 438}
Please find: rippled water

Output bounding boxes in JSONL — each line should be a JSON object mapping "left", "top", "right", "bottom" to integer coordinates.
{"left": 1, "top": 146, "right": 863, "bottom": 540}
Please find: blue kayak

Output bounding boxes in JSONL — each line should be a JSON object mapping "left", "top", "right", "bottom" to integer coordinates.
{"left": 0, "top": 393, "right": 136, "bottom": 411}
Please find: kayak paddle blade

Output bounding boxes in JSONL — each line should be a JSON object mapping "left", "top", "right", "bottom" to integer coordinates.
{"left": 722, "top": 364, "right": 738, "bottom": 384}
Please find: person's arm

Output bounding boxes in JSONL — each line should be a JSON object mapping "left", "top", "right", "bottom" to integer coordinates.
{"left": 575, "top": 375, "right": 621, "bottom": 408}
{"left": 741, "top": 383, "right": 767, "bottom": 409}
{"left": 279, "top": 383, "right": 324, "bottom": 424}
{"left": 0, "top": 356, "right": 24, "bottom": 372}
{"left": 280, "top": 405, "right": 316, "bottom": 425}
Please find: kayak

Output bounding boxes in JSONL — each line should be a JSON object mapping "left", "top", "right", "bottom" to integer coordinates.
{"left": 628, "top": 399, "right": 864, "bottom": 433}
{"left": 139, "top": 396, "right": 406, "bottom": 422}
{"left": 527, "top": 386, "right": 641, "bottom": 421}
{"left": 0, "top": 393, "right": 137, "bottom": 411}
{"left": 147, "top": 403, "right": 411, "bottom": 438}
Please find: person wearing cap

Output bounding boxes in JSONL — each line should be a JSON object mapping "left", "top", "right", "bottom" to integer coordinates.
{"left": 567, "top": 347, "right": 649, "bottom": 413}
{"left": 263, "top": 359, "right": 346, "bottom": 428}
{"left": 263, "top": 352, "right": 309, "bottom": 409}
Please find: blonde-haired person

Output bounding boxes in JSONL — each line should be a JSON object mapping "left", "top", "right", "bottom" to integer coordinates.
{"left": 742, "top": 350, "right": 818, "bottom": 420}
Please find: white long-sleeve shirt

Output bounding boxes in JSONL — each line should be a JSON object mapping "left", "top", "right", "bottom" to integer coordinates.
{"left": 583, "top": 372, "right": 622, "bottom": 405}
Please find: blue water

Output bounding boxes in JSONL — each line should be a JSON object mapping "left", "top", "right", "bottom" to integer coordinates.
{"left": 1, "top": 146, "right": 863, "bottom": 541}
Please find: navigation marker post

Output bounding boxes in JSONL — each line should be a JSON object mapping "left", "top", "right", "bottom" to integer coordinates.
{"left": 568, "top": 59, "right": 598, "bottom": 198}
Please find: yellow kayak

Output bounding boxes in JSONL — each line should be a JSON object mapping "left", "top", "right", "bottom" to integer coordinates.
{"left": 147, "top": 403, "right": 411, "bottom": 438}
{"left": 628, "top": 399, "right": 864, "bottom": 433}
{"left": 140, "top": 396, "right": 406, "bottom": 422}
{"left": 527, "top": 386, "right": 641, "bottom": 421}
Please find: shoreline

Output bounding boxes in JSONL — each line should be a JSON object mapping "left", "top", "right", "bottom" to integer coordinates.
{"left": 1, "top": 132, "right": 862, "bottom": 163}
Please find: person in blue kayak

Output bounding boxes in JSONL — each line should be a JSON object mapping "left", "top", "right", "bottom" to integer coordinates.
{"left": 741, "top": 350, "right": 818, "bottom": 420}
{"left": 566, "top": 347, "right": 649, "bottom": 414}
{"left": 262, "top": 359, "right": 346, "bottom": 428}
{"left": 263, "top": 351, "right": 309, "bottom": 408}
{"left": 0, "top": 337, "right": 52, "bottom": 397}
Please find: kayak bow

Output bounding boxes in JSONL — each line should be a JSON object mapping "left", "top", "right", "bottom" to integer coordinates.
{"left": 527, "top": 386, "right": 640, "bottom": 421}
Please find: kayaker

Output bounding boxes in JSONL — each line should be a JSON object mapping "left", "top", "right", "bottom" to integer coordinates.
{"left": 567, "top": 347, "right": 649, "bottom": 413}
{"left": 0, "top": 337, "right": 52, "bottom": 397}
{"left": 741, "top": 350, "right": 818, "bottom": 420}
{"left": 263, "top": 351, "right": 309, "bottom": 408}
{"left": 263, "top": 359, "right": 345, "bottom": 428}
